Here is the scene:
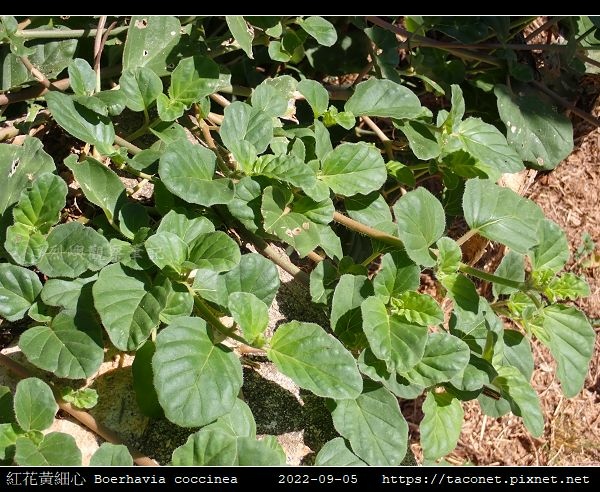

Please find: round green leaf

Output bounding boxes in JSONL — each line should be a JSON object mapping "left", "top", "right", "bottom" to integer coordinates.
{"left": 119, "top": 67, "right": 163, "bottom": 112}
{"left": 436, "top": 237, "right": 462, "bottom": 275}
{"left": 220, "top": 101, "right": 273, "bottom": 157}
{"left": 14, "top": 378, "right": 57, "bottom": 432}
{"left": 93, "top": 264, "right": 163, "bottom": 351}
{"left": 530, "top": 219, "right": 569, "bottom": 273}
{"left": 5, "top": 223, "right": 47, "bottom": 266}
{"left": 171, "top": 430, "right": 237, "bottom": 466}
{"left": 267, "top": 321, "right": 363, "bottom": 400}
{"left": 361, "top": 296, "right": 428, "bottom": 373}
{"left": 153, "top": 317, "right": 243, "bottom": 427}
{"left": 402, "top": 333, "right": 470, "bottom": 386}
{"left": 320, "top": 142, "right": 387, "bottom": 196}
{"left": 203, "top": 399, "right": 256, "bottom": 438}
{"left": 331, "top": 383, "right": 408, "bottom": 465}
{"left": 68, "top": 58, "right": 96, "bottom": 96}
{"left": 391, "top": 291, "right": 444, "bottom": 326}
{"left": 393, "top": 187, "right": 446, "bottom": 267}
{"left": 19, "top": 320, "right": 104, "bottom": 380}
{"left": 345, "top": 78, "right": 425, "bottom": 120}
{"left": 463, "top": 178, "right": 545, "bottom": 254}
{"left": 420, "top": 391, "right": 464, "bottom": 460}
{"left": 169, "top": 56, "right": 227, "bottom": 105}
{"left": 156, "top": 276, "right": 193, "bottom": 325}
{"left": 187, "top": 231, "right": 241, "bottom": 273}
{"left": 132, "top": 340, "right": 163, "bottom": 418}
{"left": 373, "top": 251, "right": 420, "bottom": 302}
{"left": 90, "top": 443, "right": 133, "bottom": 466}
{"left": 315, "top": 437, "right": 366, "bottom": 466}
{"left": 0, "top": 264, "right": 42, "bottom": 322}
{"left": 37, "top": 222, "right": 111, "bottom": 278}
{"left": 226, "top": 17, "right": 254, "bottom": 59}
{"left": 299, "top": 16, "right": 337, "bottom": 46}
{"left": 157, "top": 210, "right": 215, "bottom": 245}
{"left": 223, "top": 253, "right": 280, "bottom": 307}
{"left": 40, "top": 275, "right": 96, "bottom": 310}
{"left": 145, "top": 231, "right": 188, "bottom": 273}
{"left": 14, "top": 432, "right": 81, "bottom": 466}
{"left": 12, "top": 173, "right": 67, "bottom": 233}
{"left": 298, "top": 79, "right": 329, "bottom": 117}
{"left": 159, "top": 139, "right": 234, "bottom": 206}
{"left": 330, "top": 274, "right": 372, "bottom": 348}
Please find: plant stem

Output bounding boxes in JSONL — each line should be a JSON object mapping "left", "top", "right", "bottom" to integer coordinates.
{"left": 333, "top": 211, "right": 404, "bottom": 249}
{"left": 456, "top": 229, "right": 479, "bottom": 247}
{"left": 189, "top": 288, "right": 250, "bottom": 346}
{"left": 114, "top": 135, "right": 143, "bottom": 155}
{"left": 15, "top": 25, "right": 129, "bottom": 40}
{"left": 361, "top": 116, "right": 394, "bottom": 160}
{"left": 459, "top": 263, "right": 526, "bottom": 290}
{"left": 361, "top": 250, "right": 381, "bottom": 267}
{"left": 0, "top": 353, "right": 157, "bottom": 466}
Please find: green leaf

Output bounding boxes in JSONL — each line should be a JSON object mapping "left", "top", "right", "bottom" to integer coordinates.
{"left": 220, "top": 102, "right": 273, "bottom": 159}
{"left": 0, "top": 264, "right": 42, "bottom": 322}
{"left": 19, "top": 319, "right": 104, "bottom": 379}
{"left": 37, "top": 222, "right": 111, "bottom": 278}
{"left": 228, "top": 292, "right": 268, "bottom": 347}
{"left": 5, "top": 223, "right": 47, "bottom": 267}
{"left": 59, "top": 387, "right": 98, "bottom": 410}
{"left": 314, "top": 120, "right": 333, "bottom": 160}
{"left": 358, "top": 349, "right": 424, "bottom": 399}
{"left": 493, "top": 366, "right": 543, "bottom": 437}
{"left": 158, "top": 139, "right": 234, "bottom": 206}
{"left": 539, "top": 305, "right": 595, "bottom": 398}
{"left": 203, "top": 399, "right": 256, "bottom": 438}
{"left": 156, "top": 276, "right": 193, "bottom": 324}
{"left": 187, "top": 232, "right": 241, "bottom": 273}
{"left": 331, "top": 383, "right": 408, "bottom": 465}
{"left": 320, "top": 142, "right": 387, "bottom": 196}
{"left": 455, "top": 117, "right": 524, "bottom": 176}
{"left": 12, "top": 173, "right": 66, "bottom": 233}
{"left": 345, "top": 79, "right": 425, "bottom": 120}
{"left": 345, "top": 191, "right": 393, "bottom": 225}
{"left": 298, "top": 79, "right": 329, "bottom": 117}
{"left": 315, "top": 438, "right": 366, "bottom": 466}
{"left": 65, "top": 156, "right": 125, "bottom": 222}
{"left": 122, "top": 16, "right": 181, "bottom": 75}
{"left": 251, "top": 83, "right": 289, "bottom": 118}
{"left": 261, "top": 186, "right": 320, "bottom": 257}
{"left": 119, "top": 67, "right": 163, "bottom": 112}
{"left": 40, "top": 275, "right": 96, "bottom": 310}
{"left": 90, "top": 443, "right": 133, "bottom": 466}
{"left": 236, "top": 437, "right": 286, "bottom": 465}
{"left": 530, "top": 219, "right": 569, "bottom": 273}
{"left": 252, "top": 154, "right": 316, "bottom": 189}
{"left": 14, "top": 433, "right": 81, "bottom": 466}
{"left": 171, "top": 430, "right": 237, "bottom": 465}
{"left": 330, "top": 274, "right": 372, "bottom": 348}
{"left": 403, "top": 333, "right": 470, "bottom": 386}
{"left": 157, "top": 210, "right": 215, "bottom": 245}
{"left": 222, "top": 253, "right": 280, "bottom": 307}
{"left": 170, "top": 56, "right": 227, "bottom": 105}
{"left": 145, "top": 231, "right": 188, "bottom": 273}
{"left": 544, "top": 273, "right": 589, "bottom": 302}
{"left": 391, "top": 291, "right": 444, "bottom": 326}
{"left": 68, "top": 58, "right": 96, "bottom": 96}
{"left": 495, "top": 84, "right": 573, "bottom": 170}
{"left": 132, "top": 340, "right": 163, "bottom": 418}
{"left": 267, "top": 321, "right": 363, "bottom": 399}
{"left": 445, "top": 84, "right": 466, "bottom": 131}
{"left": 45, "top": 92, "right": 114, "bottom": 154}
{"left": 493, "top": 250, "right": 524, "bottom": 297}
{"left": 309, "top": 260, "right": 337, "bottom": 305}
{"left": 463, "top": 178, "right": 545, "bottom": 253}
{"left": 154, "top": 317, "right": 243, "bottom": 427}
{"left": 393, "top": 187, "right": 446, "bottom": 266}
{"left": 292, "top": 196, "right": 334, "bottom": 225}
{"left": 226, "top": 16, "right": 254, "bottom": 59}
{"left": 0, "top": 423, "right": 19, "bottom": 461}
{"left": 420, "top": 391, "right": 463, "bottom": 460}
{"left": 361, "top": 296, "right": 428, "bottom": 373}
{"left": 156, "top": 94, "right": 185, "bottom": 121}
{"left": 396, "top": 121, "right": 440, "bottom": 160}
{"left": 93, "top": 264, "right": 163, "bottom": 351}
{"left": 299, "top": 16, "right": 337, "bottom": 46}
{"left": 373, "top": 250, "right": 420, "bottom": 301}
{"left": 436, "top": 237, "right": 462, "bottom": 275}
{"left": 502, "top": 330, "right": 534, "bottom": 380}
{"left": 0, "top": 137, "right": 55, "bottom": 216}
{"left": 14, "top": 378, "right": 57, "bottom": 432}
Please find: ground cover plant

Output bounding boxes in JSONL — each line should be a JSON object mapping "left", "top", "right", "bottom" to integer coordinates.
{"left": 0, "top": 15, "right": 597, "bottom": 466}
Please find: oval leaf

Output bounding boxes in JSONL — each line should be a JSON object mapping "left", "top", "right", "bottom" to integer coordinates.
{"left": 153, "top": 317, "right": 243, "bottom": 427}
{"left": 14, "top": 378, "right": 57, "bottom": 432}
{"left": 331, "top": 383, "right": 408, "bottom": 465}
{"left": 14, "top": 433, "right": 81, "bottom": 466}
{"left": 267, "top": 321, "right": 363, "bottom": 399}
{"left": 420, "top": 391, "right": 464, "bottom": 460}
{"left": 90, "top": 443, "right": 133, "bottom": 466}
{"left": 345, "top": 79, "right": 425, "bottom": 120}
{"left": 315, "top": 437, "right": 366, "bottom": 466}
{"left": 0, "top": 264, "right": 42, "bottom": 322}
{"left": 393, "top": 187, "right": 446, "bottom": 266}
